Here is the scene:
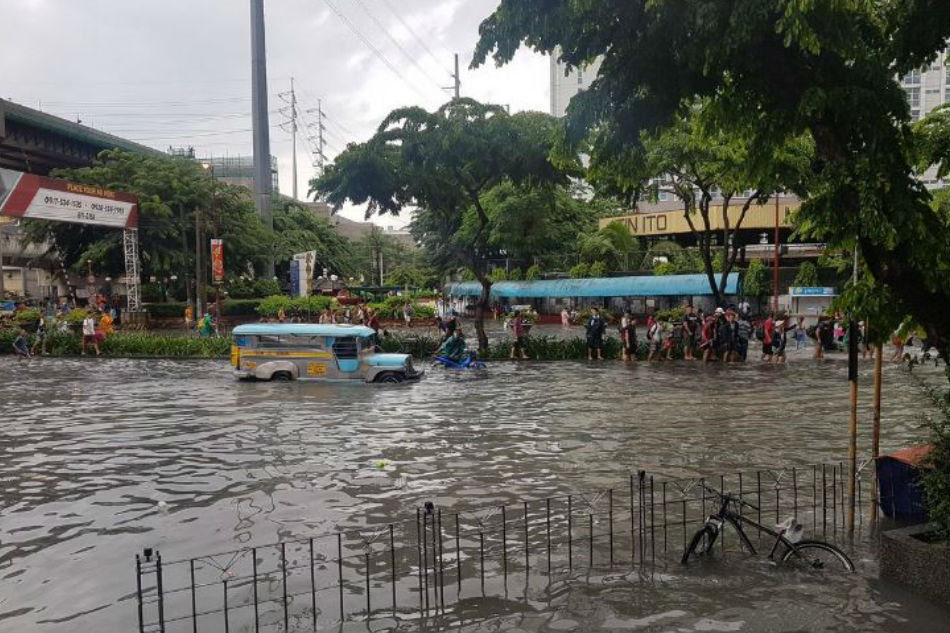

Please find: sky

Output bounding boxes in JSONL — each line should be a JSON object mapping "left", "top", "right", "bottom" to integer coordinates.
{"left": 0, "top": 0, "right": 550, "bottom": 228}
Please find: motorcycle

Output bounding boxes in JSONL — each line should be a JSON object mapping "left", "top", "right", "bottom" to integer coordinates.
{"left": 432, "top": 350, "right": 486, "bottom": 370}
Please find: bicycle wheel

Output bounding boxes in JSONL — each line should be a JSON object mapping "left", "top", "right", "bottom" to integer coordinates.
{"left": 681, "top": 526, "right": 718, "bottom": 564}
{"left": 781, "top": 540, "right": 855, "bottom": 572}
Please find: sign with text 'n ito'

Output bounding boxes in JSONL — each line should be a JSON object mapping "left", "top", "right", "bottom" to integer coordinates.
{"left": 0, "top": 168, "right": 138, "bottom": 229}
{"left": 599, "top": 200, "right": 800, "bottom": 237}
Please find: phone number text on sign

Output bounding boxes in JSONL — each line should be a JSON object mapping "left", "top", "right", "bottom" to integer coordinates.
{"left": 30, "top": 188, "right": 132, "bottom": 227}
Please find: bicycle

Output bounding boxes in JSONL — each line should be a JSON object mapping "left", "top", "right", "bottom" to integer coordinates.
{"left": 681, "top": 483, "right": 855, "bottom": 572}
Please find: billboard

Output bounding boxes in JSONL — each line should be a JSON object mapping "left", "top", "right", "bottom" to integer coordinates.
{"left": 292, "top": 251, "right": 316, "bottom": 297}
{"left": 0, "top": 168, "right": 138, "bottom": 228}
{"left": 210, "top": 239, "right": 224, "bottom": 283}
{"left": 599, "top": 200, "right": 799, "bottom": 237}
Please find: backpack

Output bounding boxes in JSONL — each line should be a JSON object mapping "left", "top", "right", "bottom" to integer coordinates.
{"left": 754, "top": 326, "right": 765, "bottom": 341}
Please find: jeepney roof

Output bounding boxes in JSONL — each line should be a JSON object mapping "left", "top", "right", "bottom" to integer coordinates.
{"left": 232, "top": 323, "right": 376, "bottom": 338}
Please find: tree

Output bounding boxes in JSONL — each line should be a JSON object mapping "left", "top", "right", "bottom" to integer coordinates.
{"left": 473, "top": 0, "right": 950, "bottom": 365}
{"left": 577, "top": 219, "right": 642, "bottom": 271}
{"left": 481, "top": 181, "right": 596, "bottom": 269}
{"left": 525, "top": 264, "right": 542, "bottom": 280}
{"left": 314, "top": 98, "right": 578, "bottom": 351}
{"left": 743, "top": 259, "right": 769, "bottom": 311}
{"left": 793, "top": 261, "right": 820, "bottom": 287}
{"left": 627, "top": 103, "right": 810, "bottom": 305}
{"left": 271, "top": 199, "right": 355, "bottom": 282}
{"left": 28, "top": 150, "right": 272, "bottom": 305}
{"left": 348, "top": 225, "right": 410, "bottom": 286}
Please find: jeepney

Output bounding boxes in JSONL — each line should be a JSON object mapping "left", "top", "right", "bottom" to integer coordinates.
{"left": 230, "top": 323, "right": 422, "bottom": 383}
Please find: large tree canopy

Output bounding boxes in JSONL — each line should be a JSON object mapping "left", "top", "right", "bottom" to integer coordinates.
{"left": 314, "top": 98, "right": 579, "bottom": 350}
{"left": 473, "top": 0, "right": 950, "bottom": 363}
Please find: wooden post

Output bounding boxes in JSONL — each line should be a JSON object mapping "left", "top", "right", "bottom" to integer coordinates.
{"left": 870, "top": 342, "right": 883, "bottom": 522}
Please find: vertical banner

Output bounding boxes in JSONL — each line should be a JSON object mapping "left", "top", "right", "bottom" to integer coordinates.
{"left": 210, "top": 239, "right": 224, "bottom": 283}
{"left": 289, "top": 259, "right": 301, "bottom": 298}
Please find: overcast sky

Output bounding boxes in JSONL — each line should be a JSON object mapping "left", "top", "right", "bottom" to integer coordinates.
{"left": 0, "top": 0, "right": 550, "bottom": 227}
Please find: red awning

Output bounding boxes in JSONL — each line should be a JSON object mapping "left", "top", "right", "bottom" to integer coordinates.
{"left": 877, "top": 444, "right": 932, "bottom": 468}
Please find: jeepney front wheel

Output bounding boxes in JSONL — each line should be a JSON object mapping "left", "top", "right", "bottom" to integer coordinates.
{"left": 375, "top": 372, "right": 405, "bottom": 384}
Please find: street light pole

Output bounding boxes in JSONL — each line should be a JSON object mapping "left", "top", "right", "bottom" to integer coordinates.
{"left": 772, "top": 194, "right": 780, "bottom": 313}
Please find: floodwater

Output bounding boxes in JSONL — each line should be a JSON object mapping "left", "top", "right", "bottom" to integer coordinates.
{"left": 0, "top": 354, "right": 947, "bottom": 632}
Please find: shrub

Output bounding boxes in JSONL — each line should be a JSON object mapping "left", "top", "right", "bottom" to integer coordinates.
{"left": 570, "top": 262, "right": 590, "bottom": 278}
{"left": 489, "top": 267, "right": 508, "bottom": 282}
{"left": 507, "top": 267, "right": 523, "bottom": 281}
{"left": 525, "top": 264, "right": 542, "bottom": 280}
{"left": 654, "top": 261, "right": 677, "bottom": 276}
{"left": 921, "top": 387, "right": 950, "bottom": 538}
{"left": 141, "top": 282, "right": 164, "bottom": 303}
{"left": 0, "top": 328, "right": 231, "bottom": 357}
{"left": 63, "top": 308, "right": 89, "bottom": 324}
{"left": 793, "top": 261, "right": 820, "bottom": 287}
{"left": 654, "top": 307, "right": 686, "bottom": 322}
{"left": 15, "top": 308, "right": 41, "bottom": 323}
{"left": 146, "top": 302, "right": 187, "bottom": 319}
{"left": 589, "top": 260, "right": 608, "bottom": 278}
{"left": 254, "top": 294, "right": 333, "bottom": 317}
{"left": 221, "top": 299, "right": 262, "bottom": 316}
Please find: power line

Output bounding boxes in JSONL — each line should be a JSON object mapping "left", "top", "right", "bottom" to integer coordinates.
{"left": 379, "top": 0, "right": 453, "bottom": 75}
{"left": 350, "top": 0, "right": 447, "bottom": 90}
{"left": 321, "top": 0, "right": 435, "bottom": 102}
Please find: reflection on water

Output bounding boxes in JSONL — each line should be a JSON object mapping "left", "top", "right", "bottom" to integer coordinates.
{"left": 0, "top": 355, "right": 945, "bottom": 631}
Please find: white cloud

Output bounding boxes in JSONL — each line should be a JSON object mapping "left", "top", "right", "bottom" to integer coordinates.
{"left": 0, "top": 0, "right": 550, "bottom": 228}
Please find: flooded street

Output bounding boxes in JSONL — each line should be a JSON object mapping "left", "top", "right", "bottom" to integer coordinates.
{"left": 0, "top": 355, "right": 946, "bottom": 632}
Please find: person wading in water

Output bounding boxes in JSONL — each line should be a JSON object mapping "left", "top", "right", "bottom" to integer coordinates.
{"left": 585, "top": 307, "right": 606, "bottom": 361}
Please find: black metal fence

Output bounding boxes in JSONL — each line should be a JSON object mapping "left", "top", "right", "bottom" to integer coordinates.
{"left": 136, "top": 460, "right": 893, "bottom": 633}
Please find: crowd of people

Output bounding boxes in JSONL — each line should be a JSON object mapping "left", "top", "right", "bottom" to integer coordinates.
{"left": 10, "top": 302, "right": 117, "bottom": 361}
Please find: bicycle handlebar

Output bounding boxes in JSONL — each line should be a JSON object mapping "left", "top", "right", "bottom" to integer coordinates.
{"left": 699, "top": 482, "right": 759, "bottom": 511}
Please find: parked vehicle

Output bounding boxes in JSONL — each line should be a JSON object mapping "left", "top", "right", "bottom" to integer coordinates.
{"left": 231, "top": 323, "right": 423, "bottom": 383}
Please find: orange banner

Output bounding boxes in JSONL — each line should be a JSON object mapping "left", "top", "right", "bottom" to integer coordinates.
{"left": 210, "top": 239, "right": 224, "bottom": 283}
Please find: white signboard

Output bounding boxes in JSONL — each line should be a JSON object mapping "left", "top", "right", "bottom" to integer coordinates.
{"left": 0, "top": 168, "right": 138, "bottom": 228}
{"left": 293, "top": 251, "right": 316, "bottom": 297}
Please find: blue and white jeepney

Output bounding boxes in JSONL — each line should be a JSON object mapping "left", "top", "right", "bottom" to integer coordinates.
{"left": 230, "top": 323, "right": 422, "bottom": 383}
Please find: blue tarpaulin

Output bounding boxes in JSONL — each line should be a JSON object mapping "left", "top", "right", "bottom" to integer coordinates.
{"left": 444, "top": 273, "right": 739, "bottom": 298}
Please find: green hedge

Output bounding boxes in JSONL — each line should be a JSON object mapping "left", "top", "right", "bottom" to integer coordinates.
{"left": 380, "top": 333, "right": 665, "bottom": 360}
{"left": 0, "top": 328, "right": 231, "bottom": 357}
{"left": 146, "top": 299, "right": 264, "bottom": 318}
{"left": 146, "top": 302, "right": 187, "bottom": 318}
{"left": 255, "top": 295, "right": 333, "bottom": 317}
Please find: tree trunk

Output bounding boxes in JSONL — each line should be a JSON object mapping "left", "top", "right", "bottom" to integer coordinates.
{"left": 179, "top": 204, "right": 193, "bottom": 307}
{"left": 473, "top": 277, "right": 491, "bottom": 353}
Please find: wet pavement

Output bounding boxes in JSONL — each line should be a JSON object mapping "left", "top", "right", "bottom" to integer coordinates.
{"left": 0, "top": 354, "right": 946, "bottom": 632}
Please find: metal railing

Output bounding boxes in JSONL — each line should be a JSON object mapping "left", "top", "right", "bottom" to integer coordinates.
{"left": 135, "top": 459, "right": 901, "bottom": 632}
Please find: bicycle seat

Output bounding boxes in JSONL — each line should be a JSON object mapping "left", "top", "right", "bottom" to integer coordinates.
{"left": 776, "top": 516, "right": 804, "bottom": 543}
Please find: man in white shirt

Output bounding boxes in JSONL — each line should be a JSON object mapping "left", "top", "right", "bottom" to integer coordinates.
{"left": 81, "top": 311, "right": 100, "bottom": 356}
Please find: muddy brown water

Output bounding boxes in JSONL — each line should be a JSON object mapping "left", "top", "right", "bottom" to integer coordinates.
{"left": 0, "top": 353, "right": 947, "bottom": 632}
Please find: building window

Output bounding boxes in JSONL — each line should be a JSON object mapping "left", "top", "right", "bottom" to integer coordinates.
{"left": 944, "top": 90, "right": 950, "bottom": 104}
{"left": 577, "top": 69, "right": 583, "bottom": 85}
{"left": 911, "top": 109, "right": 920, "bottom": 121}
{"left": 902, "top": 69, "right": 921, "bottom": 84}
{"left": 906, "top": 86, "right": 920, "bottom": 108}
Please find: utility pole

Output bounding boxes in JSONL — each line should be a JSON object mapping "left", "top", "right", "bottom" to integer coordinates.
{"left": 443, "top": 53, "right": 461, "bottom": 99}
{"left": 306, "top": 100, "right": 327, "bottom": 178}
{"left": 194, "top": 208, "right": 204, "bottom": 316}
{"left": 279, "top": 78, "right": 299, "bottom": 199}
{"left": 250, "top": 0, "right": 274, "bottom": 277}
